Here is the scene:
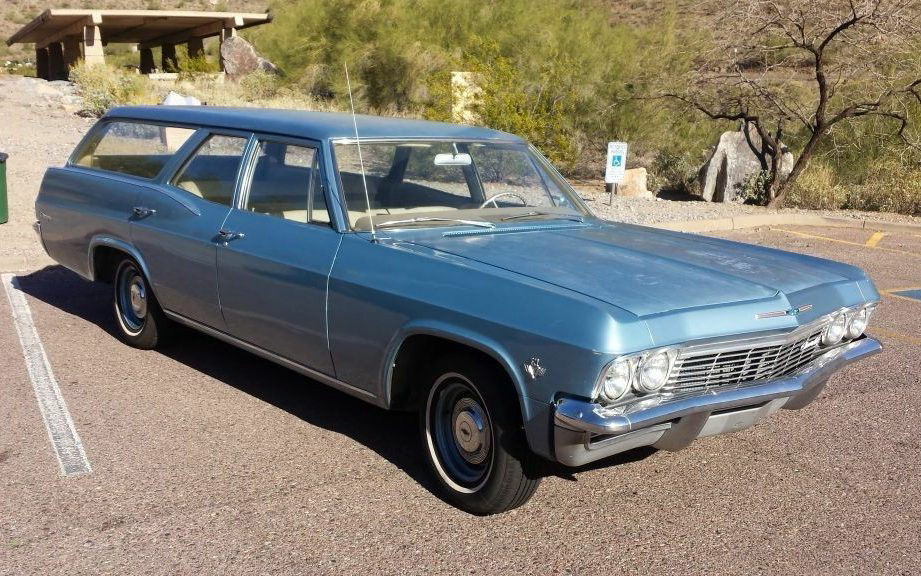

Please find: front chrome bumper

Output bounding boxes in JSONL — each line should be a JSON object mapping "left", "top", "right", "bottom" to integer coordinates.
{"left": 553, "top": 336, "right": 882, "bottom": 466}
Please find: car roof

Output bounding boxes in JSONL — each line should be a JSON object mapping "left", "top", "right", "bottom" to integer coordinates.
{"left": 105, "top": 106, "right": 523, "bottom": 143}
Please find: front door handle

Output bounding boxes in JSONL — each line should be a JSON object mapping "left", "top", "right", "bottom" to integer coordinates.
{"left": 132, "top": 206, "right": 156, "bottom": 219}
{"left": 218, "top": 229, "right": 245, "bottom": 243}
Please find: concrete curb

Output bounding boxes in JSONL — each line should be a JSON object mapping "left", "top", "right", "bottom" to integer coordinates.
{"left": 652, "top": 213, "right": 921, "bottom": 234}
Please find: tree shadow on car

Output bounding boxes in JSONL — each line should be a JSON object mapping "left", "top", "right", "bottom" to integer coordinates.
{"left": 16, "top": 265, "right": 657, "bottom": 500}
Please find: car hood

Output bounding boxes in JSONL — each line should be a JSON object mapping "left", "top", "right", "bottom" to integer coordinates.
{"left": 405, "top": 222, "right": 861, "bottom": 317}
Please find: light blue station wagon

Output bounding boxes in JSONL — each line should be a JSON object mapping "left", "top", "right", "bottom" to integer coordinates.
{"left": 35, "top": 106, "right": 882, "bottom": 514}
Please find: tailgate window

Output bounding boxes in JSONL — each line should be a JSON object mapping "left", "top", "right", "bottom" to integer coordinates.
{"left": 72, "top": 121, "right": 195, "bottom": 179}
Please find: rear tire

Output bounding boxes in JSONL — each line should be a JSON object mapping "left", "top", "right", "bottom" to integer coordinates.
{"left": 112, "top": 257, "right": 170, "bottom": 350}
{"left": 420, "top": 353, "right": 541, "bottom": 514}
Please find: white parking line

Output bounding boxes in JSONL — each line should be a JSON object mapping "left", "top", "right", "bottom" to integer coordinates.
{"left": 2, "top": 273, "right": 91, "bottom": 476}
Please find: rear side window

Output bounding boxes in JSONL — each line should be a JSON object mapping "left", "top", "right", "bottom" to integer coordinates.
{"left": 172, "top": 134, "right": 248, "bottom": 207}
{"left": 73, "top": 121, "right": 195, "bottom": 179}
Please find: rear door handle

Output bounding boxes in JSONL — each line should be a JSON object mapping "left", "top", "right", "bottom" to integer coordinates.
{"left": 132, "top": 206, "right": 156, "bottom": 219}
{"left": 218, "top": 229, "right": 245, "bottom": 243}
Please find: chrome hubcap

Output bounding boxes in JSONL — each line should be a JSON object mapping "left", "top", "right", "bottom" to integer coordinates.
{"left": 129, "top": 280, "right": 147, "bottom": 318}
{"left": 427, "top": 376, "right": 494, "bottom": 491}
{"left": 452, "top": 399, "right": 489, "bottom": 464}
{"left": 116, "top": 263, "right": 147, "bottom": 335}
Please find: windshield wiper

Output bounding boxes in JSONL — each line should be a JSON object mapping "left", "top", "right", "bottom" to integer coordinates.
{"left": 500, "top": 211, "right": 584, "bottom": 223}
{"left": 375, "top": 217, "right": 495, "bottom": 229}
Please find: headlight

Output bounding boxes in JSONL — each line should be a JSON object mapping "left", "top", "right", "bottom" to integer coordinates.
{"left": 846, "top": 306, "right": 871, "bottom": 339}
{"left": 600, "top": 357, "right": 635, "bottom": 401}
{"left": 635, "top": 350, "right": 673, "bottom": 394}
{"left": 821, "top": 311, "right": 848, "bottom": 346}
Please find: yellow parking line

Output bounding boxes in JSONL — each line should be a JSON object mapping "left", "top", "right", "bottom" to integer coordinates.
{"left": 770, "top": 228, "right": 921, "bottom": 259}
{"left": 865, "top": 231, "right": 886, "bottom": 247}
{"left": 880, "top": 287, "right": 921, "bottom": 303}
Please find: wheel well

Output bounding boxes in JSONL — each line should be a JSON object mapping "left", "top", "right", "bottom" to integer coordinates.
{"left": 92, "top": 246, "right": 129, "bottom": 283}
{"left": 389, "top": 334, "right": 520, "bottom": 413}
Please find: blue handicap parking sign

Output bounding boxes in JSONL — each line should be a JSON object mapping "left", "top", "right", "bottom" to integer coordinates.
{"left": 611, "top": 155, "right": 623, "bottom": 167}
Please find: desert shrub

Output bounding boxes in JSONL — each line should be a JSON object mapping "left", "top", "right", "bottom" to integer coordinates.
{"left": 785, "top": 160, "right": 921, "bottom": 216}
{"left": 238, "top": 70, "right": 281, "bottom": 101}
{"left": 246, "top": 0, "right": 713, "bottom": 176}
{"left": 842, "top": 161, "right": 921, "bottom": 216}
{"left": 460, "top": 40, "right": 579, "bottom": 170}
{"left": 649, "top": 149, "right": 700, "bottom": 195}
{"left": 69, "top": 63, "right": 154, "bottom": 116}
{"left": 737, "top": 170, "right": 772, "bottom": 205}
{"left": 177, "top": 51, "right": 218, "bottom": 79}
{"left": 786, "top": 162, "right": 847, "bottom": 210}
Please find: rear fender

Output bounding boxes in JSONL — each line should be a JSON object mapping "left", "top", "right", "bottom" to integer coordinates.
{"left": 87, "top": 235, "right": 152, "bottom": 284}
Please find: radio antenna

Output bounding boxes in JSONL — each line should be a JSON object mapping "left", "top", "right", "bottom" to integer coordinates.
{"left": 344, "top": 62, "right": 377, "bottom": 243}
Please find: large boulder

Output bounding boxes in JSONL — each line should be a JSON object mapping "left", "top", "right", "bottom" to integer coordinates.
{"left": 220, "top": 36, "right": 278, "bottom": 79}
{"left": 615, "top": 167, "right": 652, "bottom": 198}
{"left": 697, "top": 124, "right": 794, "bottom": 202}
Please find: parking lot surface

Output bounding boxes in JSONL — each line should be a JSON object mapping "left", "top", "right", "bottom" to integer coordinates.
{"left": 1, "top": 224, "right": 919, "bottom": 575}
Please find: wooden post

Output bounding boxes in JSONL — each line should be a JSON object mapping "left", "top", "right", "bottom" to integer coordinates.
{"left": 139, "top": 47, "right": 154, "bottom": 74}
{"left": 35, "top": 47, "right": 50, "bottom": 80}
{"left": 161, "top": 43, "right": 178, "bottom": 72}
{"left": 63, "top": 36, "right": 82, "bottom": 74}
{"left": 187, "top": 37, "right": 204, "bottom": 60}
{"left": 48, "top": 42, "right": 66, "bottom": 80}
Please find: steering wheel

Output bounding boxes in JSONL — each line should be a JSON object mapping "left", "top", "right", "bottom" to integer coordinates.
{"left": 479, "top": 191, "right": 529, "bottom": 208}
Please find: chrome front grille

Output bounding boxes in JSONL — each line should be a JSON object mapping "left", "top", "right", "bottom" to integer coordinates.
{"left": 666, "top": 327, "right": 827, "bottom": 391}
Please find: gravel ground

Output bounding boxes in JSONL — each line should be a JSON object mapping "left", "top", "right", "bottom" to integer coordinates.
{"left": 572, "top": 183, "right": 921, "bottom": 227}
{"left": 0, "top": 75, "right": 95, "bottom": 272}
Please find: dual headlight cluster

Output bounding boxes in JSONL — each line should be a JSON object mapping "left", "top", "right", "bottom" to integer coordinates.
{"left": 597, "top": 348, "right": 677, "bottom": 403}
{"left": 821, "top": 304, "right": 874, "bottom": 347}
{"left": 598, "top": 303, "right": 876, "bottom": 404}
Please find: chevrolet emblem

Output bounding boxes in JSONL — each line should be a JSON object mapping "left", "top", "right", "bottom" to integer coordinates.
{"left": 755, "top": 304, "right": 813, "bottom": 319}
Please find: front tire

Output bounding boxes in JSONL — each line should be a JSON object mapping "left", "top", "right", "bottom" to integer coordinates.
{"left": 112, "top": 257, "right": 170, "bottom": 349}
{"left": 420, "top": 354, "right": 541, "bottom": 514}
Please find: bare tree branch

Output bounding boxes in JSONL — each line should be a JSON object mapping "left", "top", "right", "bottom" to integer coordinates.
{"left": 660, "top": 0, "right": 921, "bottom": 207}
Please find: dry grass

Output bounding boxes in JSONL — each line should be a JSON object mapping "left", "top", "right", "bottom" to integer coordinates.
{"left": 787, "top": 161, "right": 921, "bottom": 217}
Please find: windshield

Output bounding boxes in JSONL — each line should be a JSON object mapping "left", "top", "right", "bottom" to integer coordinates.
{"left": 332, "top": 140, "right": 589, "bottom": 230}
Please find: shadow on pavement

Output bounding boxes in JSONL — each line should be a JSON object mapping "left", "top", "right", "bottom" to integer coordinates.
{"left": 16, "top": 265, "right": 654, "bottom": 499}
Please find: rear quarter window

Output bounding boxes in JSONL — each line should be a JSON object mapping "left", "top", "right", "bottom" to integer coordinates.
{"left": 72, "top": 121, "right": 195, "bottom": 179}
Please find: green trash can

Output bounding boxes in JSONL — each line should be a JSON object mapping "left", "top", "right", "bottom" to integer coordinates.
{"left": 0, "top": 151, "right": 7, "bottom": 225}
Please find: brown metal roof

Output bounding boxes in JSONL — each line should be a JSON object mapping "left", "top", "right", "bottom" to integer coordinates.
{"left": 7, "top": 9, "right": 271, "bottom": 48}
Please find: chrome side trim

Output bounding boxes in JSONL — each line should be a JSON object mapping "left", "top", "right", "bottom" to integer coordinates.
{"left": 162, "top": 310, "right": 382, "bottom": 405}
{"left": 555, "top": 336, "right": 882, "bottom": 436}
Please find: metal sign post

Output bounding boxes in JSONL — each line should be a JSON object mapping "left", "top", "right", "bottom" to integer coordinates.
{"left": 605, "top": 141, "right": 627, "bottom": 205}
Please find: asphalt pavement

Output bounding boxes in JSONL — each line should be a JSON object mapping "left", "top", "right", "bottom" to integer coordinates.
{"left": 1, "top": 225, "right": 919, "bottom": 575}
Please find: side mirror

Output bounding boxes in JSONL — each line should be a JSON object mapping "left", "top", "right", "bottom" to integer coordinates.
{"left": 433, "top": 153, "right": 472, "bottom": 166}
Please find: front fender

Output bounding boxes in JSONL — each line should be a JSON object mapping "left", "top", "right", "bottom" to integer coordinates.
{"left": 382, "top": 319, "right": 530, "bottom": 416}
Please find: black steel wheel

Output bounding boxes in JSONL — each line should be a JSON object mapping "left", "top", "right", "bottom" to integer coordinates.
{"left": 112, "top": 257, "right": 170, "bottom": 349}
{"left": 421, "top": 353, "right": 541, "bottom": 514}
